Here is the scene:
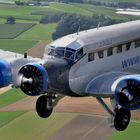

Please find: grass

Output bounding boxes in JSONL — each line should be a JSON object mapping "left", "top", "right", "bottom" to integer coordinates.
{"left": 0, "top": 4, "right": 93, "bottom": 21}
{"left": 0, "top": 88, "right": 27, "bottom": 109}
{"left": 0, "top": 111, "right": 77, "bottom": 140}
{"left": 0, "top": 18, "right": 39, "bottom": 24}
{"left": 49, "top": 2, "right": 93, "bottom": 16}
{"left": 0, "top": 23, "right": 35, "bottom": 39}
{"left": 16, "top": 23, "right": 57, "bottom": 41}
{"left": 73, "top": 3, "right": 138, "bottom": 21}
{"left": 0, "top": 6, "right": 44, "bottom": 21}
{"left": 0, "top": 18, "right": 6, "bottom": 24}
{"left": 109, "top": 121, "right": 140, "bottom": 140}
{"left": 0, "top": 2, "right": 136, "bottom": 22}
{"left": 91, "top": 0, "right": 140, "bottom": 3}
{"left": 0, "top": 40, "right": 37, "bottom": 53}
{"left": 0, "top": 111, "right": 26, "bottom": 128}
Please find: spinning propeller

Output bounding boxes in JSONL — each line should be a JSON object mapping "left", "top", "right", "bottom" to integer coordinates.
{"left": 19, "top": 63, "right": 48, "bottom": 96}
{"left": 115, "top": 78, "right": 140, "bottom": 109}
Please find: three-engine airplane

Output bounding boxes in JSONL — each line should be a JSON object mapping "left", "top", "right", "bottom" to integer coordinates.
{"left": 1, "top": 20, "right": 140, "bottom": 131}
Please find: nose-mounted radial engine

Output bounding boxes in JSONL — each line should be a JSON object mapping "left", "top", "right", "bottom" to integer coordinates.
{"left": 18, "top": 63, "right": 56, "bottom": 118}
{"left": 19, "top": 63, "right": 48, "bottom": 96}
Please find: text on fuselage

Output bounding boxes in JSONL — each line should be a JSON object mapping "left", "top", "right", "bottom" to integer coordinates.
{"left": 122, "top": 56, "right": 140, "bottom": 68}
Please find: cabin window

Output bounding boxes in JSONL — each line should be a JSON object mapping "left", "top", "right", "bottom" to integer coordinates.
{"left": 126, "top": 42, "right": 131, "bottom": 51}
{"left": 117, "top": 45, "right": 122, "bottom": 53}
{"left": 98, "top": 50, "right": 104, "bottom": 58}
{"left": 88, "top": 52, "right": 94, "bottom": 62}
{"left": 135, "top": 40, "right": 140, "bottom": 48}
{"left": 107, "top": 48, "right": 113, "bottom": 56}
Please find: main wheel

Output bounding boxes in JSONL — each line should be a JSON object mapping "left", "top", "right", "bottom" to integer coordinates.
{"left": 36, "top": 95, "right": 53, "bottom": 118}
{"left": 114, "top": 108, "right": 131, "bottom": 131}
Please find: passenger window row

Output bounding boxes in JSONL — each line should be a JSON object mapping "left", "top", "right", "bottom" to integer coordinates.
{"left": 88, "top": 39, "right": 140, "bottom": 62}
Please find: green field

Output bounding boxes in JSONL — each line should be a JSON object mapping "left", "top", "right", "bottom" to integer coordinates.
{"left": 0, "top": 111, "right": 26, "bottom": 128}
{"left": 0, "top": 111, "right": 77, "bottom": 140}
{"left": 0, "top": 6, "right": 46, "bottom": 21}
{"left": 0, "top": 89, "right": 27, "bottom": 109}
{"left": 17, "top": 23, "right": 57, "bottom": 41}
{"left": 0, "top": 18, "right": 39, "bottom": 24}
{"left": 85, "top": 0, "right": 140, "bottom": 4}
{"left": 0, "top": 40, "right": 37, "bottom": 53}
{"left": 49, "top": 2, "right": 93, "bottom": 16}
{"left": 73, "top": 3, "right": 140, "bottom": 20}
{"left": 0, "top": 3, "right": 92, "bottom": 21}
{"left": 0, "top": 23, "right": 35, "bottom": 39}
{"left": 109, "top": 121, "right": 140, "bottom": 140}
{"left": 0, "top": 2, "right": 137, "bottom": 22}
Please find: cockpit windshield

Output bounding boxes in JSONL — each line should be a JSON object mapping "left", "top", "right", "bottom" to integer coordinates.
{"left": 47, "top": 46, "right": 83, "bottom": 62}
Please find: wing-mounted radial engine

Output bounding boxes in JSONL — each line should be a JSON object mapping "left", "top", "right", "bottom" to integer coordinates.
{"left": 114, "top": 76, "right": 140, "bottom": 110}
{"left": 0, "top": 60, "right": 12, "bottom": 88}
{"left": 18, "top": 63, "right": 48, "bottom": 96}
{"left": 111, "top": 76, "right": 140, "bottom": 131}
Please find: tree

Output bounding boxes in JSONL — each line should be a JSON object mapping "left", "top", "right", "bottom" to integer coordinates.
{"left": 6, "top": 16, "right": 16, "bottom": 24}
{"left": 52, "top": 14, "right": 124, "bottom": 40}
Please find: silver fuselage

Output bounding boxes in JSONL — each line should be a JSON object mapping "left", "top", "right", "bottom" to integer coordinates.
{"left": 43, "top": 20, "right": 140, "bottom": 97}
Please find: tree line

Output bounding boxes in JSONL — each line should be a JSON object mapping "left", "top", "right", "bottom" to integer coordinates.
{"left": 52, "top": 14, "right": 124, "bottom": 40}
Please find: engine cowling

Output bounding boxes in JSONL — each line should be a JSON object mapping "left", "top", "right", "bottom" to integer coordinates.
{"left": 113, "top": 76, "right": 140, "bottom": 110}
{"left": 0, "top": 60, "right": 12, "bottom": 88}
{"left": 19, "top": 63, "right": 48, "bottom": 96}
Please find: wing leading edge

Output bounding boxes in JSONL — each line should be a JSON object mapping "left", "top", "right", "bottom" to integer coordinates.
{"left": 85, "top": 72, "right": 132, "bottom": 98}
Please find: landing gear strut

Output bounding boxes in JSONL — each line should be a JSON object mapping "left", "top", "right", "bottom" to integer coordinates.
{"left": 96, "top": 97, "right": 131, "bottom": 131}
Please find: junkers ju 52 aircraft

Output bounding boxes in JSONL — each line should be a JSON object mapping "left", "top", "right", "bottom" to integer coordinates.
{"left": 1, "top": 20, "right": 140, "bottom": 131}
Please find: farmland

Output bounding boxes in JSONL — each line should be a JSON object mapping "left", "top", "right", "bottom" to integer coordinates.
{"left": 0, "top": 23, "right": 35, "bottom": 39}
{"left": 17, "top": 23, "right": 57, "bottom": 41}
{"left": 109, "top": 121, "right": 140, "bottom": 140}
{"left": 0, "top": 40, "right": 37, "bottom": 53}
{"left": 89, "top": 0, "right": 140, "bottom": 3}
{"left": 0, "top": 111, "right": 25, "bottom": 128}
{"left": 73, "top": 3, "right": 133, "bottom": 20}
{"left": 0, "top": 89, "right": 27, "bottom": 109}
{"left": 0, "top": 112, "right": 77, "bottom": 140}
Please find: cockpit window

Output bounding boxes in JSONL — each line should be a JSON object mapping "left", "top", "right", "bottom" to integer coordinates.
{"left": 64, "top": 48, "right": 75, "bottom": 60}
{"left": 75, "top": 48, "right": 83, "bottom": 60}
{"left": 47, "top": 47, "right": 55, "bottom": 56}
{"left": 55, "top": 48, "right": 65, "bottom": 57}
{"left": 48, "top": 47, "right": 64, "bottom": 57}
{"left": 47, "top": 46, "right": 84, "bottom": 62}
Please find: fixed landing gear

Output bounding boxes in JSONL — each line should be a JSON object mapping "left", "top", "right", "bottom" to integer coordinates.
{"left": 36, "top": 93, "right": 63, "bottom": 118}
{"left": 36, "top": 95, "right": 53, "bottom": 118}
{"left": 114, "top": 108, "right": 131, "bottom": 131}
{"left": 96, "top": 97, "right": 131, "bottom": 131}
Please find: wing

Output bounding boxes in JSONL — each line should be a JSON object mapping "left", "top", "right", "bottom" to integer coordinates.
{"left": 85, "top": 72, "right": 140, "bottom": 110}
{"left": 85, "top": 72, "right": 129, "bottom": 97}
{"left": 0, "top": 49, "right": 42, "bottom": 89}
{"left": 0, "top": 49, "right": 22, "bottom": 60}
